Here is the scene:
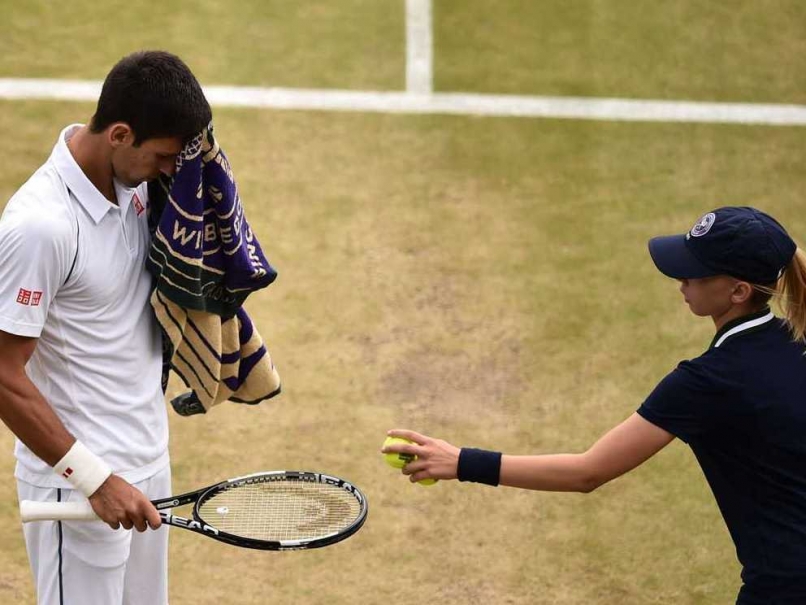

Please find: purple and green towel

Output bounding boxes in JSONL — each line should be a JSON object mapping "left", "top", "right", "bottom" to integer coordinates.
{"left": 147, "top": 125, "right": 280, "bottom": 415}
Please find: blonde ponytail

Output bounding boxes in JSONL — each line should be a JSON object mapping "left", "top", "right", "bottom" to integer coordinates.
{"left": 778, "top": 247, "right": 806, "bottom": 343}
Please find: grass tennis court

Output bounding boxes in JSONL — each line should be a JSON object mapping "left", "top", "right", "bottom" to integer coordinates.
{"left": 1, "top": 1, "right": 804, "bottom": 603}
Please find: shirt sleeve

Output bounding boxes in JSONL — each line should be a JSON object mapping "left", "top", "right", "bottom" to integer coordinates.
{"left": 0, "top": 195, "right": 76, "bottom": 337}
{"left": 637, "top": 358, "right": 725, "bottom": 443}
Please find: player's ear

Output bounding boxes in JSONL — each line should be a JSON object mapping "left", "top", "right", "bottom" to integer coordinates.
{"left": 107, "top": 123, "right": 135, "bottom": 148}
{"left": 731, "top": 280, "right": 753, "bottom": 304}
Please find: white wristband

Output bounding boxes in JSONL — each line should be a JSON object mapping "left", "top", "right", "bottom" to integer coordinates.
{"left": 53, "top": 441, "right": 112, "bottom": 498}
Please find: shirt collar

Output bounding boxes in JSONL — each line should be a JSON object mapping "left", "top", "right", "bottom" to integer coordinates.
{"left": 709, "top": 307, "right": 776, "bottom": 350}
{"left": 114, "top": 180, "right": 140, "bottom": 216}
{"left": 50, "top": 124, "right": 140, "bottom": 223}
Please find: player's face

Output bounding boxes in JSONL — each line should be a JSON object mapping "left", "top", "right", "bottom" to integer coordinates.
{"left": 111, "top": 135, "right": 183, "bottom": 187}
{"left": 678, "top": 275, "right": 742, "bottom": 318}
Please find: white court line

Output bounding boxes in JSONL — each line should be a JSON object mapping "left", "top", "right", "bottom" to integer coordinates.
{"left": 405, "top": 0, "right": 433, "bottom": 94}
{"left": 1, "top": 78, "right": 805, "bottom": 126}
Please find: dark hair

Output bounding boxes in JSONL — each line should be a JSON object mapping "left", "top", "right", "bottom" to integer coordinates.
{"left": 90, "top": 50, "right": 212, "bottom": 145}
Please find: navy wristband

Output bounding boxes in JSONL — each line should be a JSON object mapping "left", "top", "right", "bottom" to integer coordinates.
{"left": 457, "top": 448, "right": 502, "bottom": 486}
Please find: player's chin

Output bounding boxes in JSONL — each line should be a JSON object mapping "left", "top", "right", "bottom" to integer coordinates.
{"left": 117, "top": 177, "right": 143, "bottom": 188}
{"left": 686, "top": 303, "right": 710, "bottom": 317}
{"left": 121, "top": 173, "right": 156, "bottom": 187}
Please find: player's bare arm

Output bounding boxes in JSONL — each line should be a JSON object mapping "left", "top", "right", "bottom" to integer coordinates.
{"left": 498, "top": 413, "right": 674, "bottom": 491}
{"left": 0, "top": 330, "right": 159, "bottom": 531}
{"left": 0, "top": 330, "right": 74, "bottom": 464}
{"left": 385, "top": 413, "right": 674, "bottom": 491}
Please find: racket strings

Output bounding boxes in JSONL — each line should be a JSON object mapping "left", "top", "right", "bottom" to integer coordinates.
{"left": 197, "top": 479, "right": 362, "bottom": 542}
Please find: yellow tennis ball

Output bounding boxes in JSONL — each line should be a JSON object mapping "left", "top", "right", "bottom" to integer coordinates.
{"left": 383, "top": 436, "right": 415, "bottom": 469}
{"left": 382, "top": 436, "right": 439, "bottom": 486}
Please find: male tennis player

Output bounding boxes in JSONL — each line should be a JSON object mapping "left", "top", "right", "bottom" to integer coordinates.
{"left": 0, "top": 51, "right": 211, "bottom": 604}
{"left": 385, "top": 207, "right": 806, "bottom": 604}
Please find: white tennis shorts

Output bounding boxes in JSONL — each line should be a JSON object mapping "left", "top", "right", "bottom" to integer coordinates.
{"left": 17, "top": 466, "right": 171, "bottom": 605}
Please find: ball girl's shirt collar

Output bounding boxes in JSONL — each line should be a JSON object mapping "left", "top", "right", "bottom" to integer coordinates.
{"left": 709, "top": 306, "right": 776, "bottom": 350}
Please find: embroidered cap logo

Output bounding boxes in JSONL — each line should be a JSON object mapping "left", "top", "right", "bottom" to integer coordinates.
{"left": 689, "top": 212, "right": 716, "bottom": 238}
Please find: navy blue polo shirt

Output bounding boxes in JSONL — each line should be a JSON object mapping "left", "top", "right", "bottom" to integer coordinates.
{"left": 638, "top": 308, "right": 806, "bottom": 603}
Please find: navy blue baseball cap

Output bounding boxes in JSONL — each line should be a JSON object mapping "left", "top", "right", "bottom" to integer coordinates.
{"left": 648, "top": 207, "right": 796, "bottom": 284}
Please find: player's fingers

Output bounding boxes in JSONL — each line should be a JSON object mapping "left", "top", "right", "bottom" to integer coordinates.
{"left": 382, "top": 442, "right": 422, "bottom": 458}
{"left": 387, "top": 429, "right": 430, "bottom": 445}
{"left": 409, "top": 470, "right": 433, "bottom": 483}
{"left": 144, "top": 503, "right": 162, "bottom": 530}
{"left": 132, "top": 515, "right": 148, "bottom": 533}
{"left": 95, "top": 508, "right": 124, "bottom": 531}
{"left": 129, "top": 504, "right": 155, "bottom": 532}
{"left": 402, "top": 460, "right": 427, "bottom": 476}
{"left": 120, "top": 516, "right": 134, "bottom": 531}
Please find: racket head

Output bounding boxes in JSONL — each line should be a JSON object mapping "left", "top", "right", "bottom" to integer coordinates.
{"left": 192, "top": 471, "right": 368, "bottom": 551}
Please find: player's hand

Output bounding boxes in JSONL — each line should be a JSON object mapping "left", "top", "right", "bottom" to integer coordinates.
{"left": 88, "top": 474, "right": 161, "bottom": 532}
{"left": 384, "top": 429, "right": 461, "bottom": 483}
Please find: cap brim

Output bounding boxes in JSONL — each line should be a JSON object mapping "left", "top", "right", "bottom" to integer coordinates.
{"left": 648, "top": 235, "right": 716, "bottom": 279}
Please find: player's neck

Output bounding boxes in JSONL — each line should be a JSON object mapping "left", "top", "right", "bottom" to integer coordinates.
{"left": 711, "top": 303, "right": 765, "bottom": 332}
{"left": 66, "top": 126, "right": 117, "bottom": 203}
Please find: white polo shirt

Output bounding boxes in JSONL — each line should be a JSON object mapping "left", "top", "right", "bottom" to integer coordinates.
{"left": 0, "top": 124, "right": 168, "bottom": 488}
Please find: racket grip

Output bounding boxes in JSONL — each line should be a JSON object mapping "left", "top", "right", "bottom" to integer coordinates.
{"left": 20, "top": 500, "right": 98, "bottom": 522}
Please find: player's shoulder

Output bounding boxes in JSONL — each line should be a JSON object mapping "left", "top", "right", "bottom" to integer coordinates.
{"left": 666, "top": 333, "right": 768, "bottom": 399}
{"left": 669, "top": 348, "right": 738, "bottom": 392}
{"left": 1, "top": 168, "right": 75, "bottom": 245}
{"left": 14, "top": 159, "right": 71, "bottom": 199}
{"left": 642, "top": 352, "right": 739, "bottom": 425}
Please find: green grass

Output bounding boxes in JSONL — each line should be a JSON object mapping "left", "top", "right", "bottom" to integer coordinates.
{"left": 435, "top": 0, "right": 806, "bottom": 103}
{"left": 0, "top": 2, "right": 805, "bottom": 603}
{"left": 0, "top": 0, "right": 404, "bottom": 90}
{"left": 2, "top": 98, "right": 804, "bottom": 604}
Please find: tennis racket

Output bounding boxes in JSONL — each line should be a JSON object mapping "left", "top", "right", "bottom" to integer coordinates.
{"left": 20, "top": 470, "right": 368, "bottom": 551}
